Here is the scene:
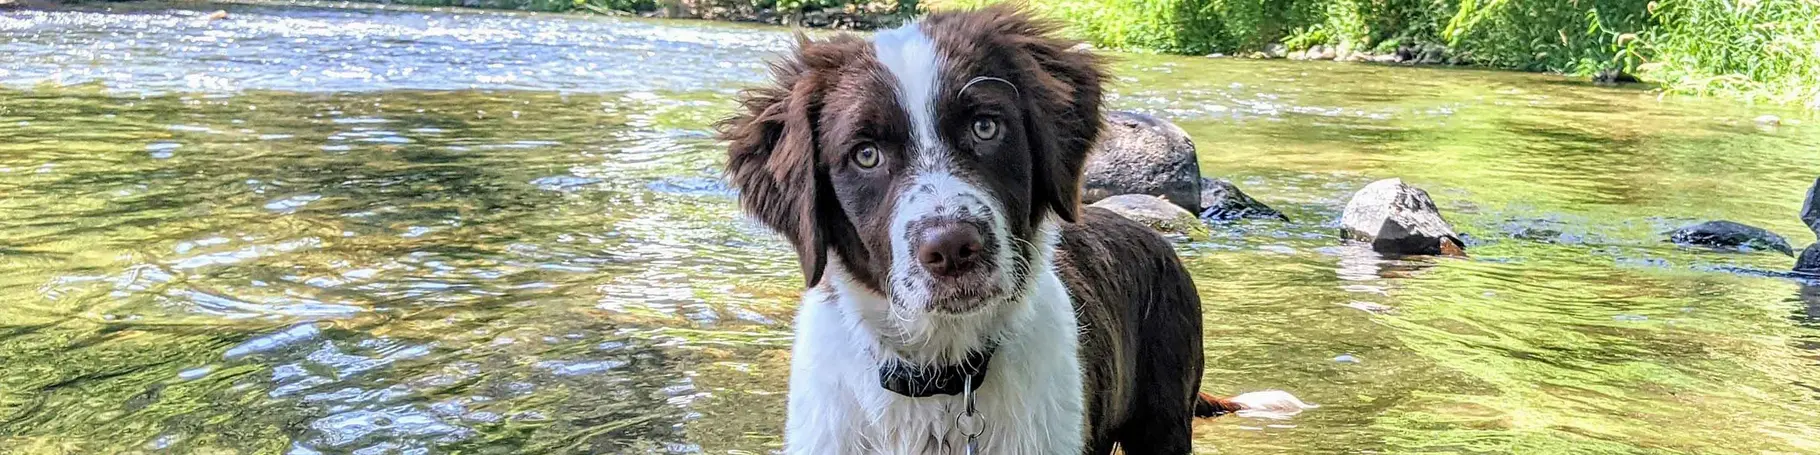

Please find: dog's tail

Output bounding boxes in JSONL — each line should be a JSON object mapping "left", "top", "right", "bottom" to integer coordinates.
{"left": 1195, "top": 390, "right": 1319, "bottom": 419}
{"left": 1194, "top": 392, "right": 1236, "bottom": 418}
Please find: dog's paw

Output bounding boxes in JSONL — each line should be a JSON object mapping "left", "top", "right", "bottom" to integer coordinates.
{"left": 1229, "top": 390, "right": 1318, "bottom": 420}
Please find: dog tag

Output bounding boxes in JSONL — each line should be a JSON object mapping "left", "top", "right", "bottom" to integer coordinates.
{"left": 958, "top": 374, "right": 983, "bottom": 455}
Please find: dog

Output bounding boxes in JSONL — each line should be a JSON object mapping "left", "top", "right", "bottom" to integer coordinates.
{"left": 721, "top": 6, "right": 1308, "bottom": 454}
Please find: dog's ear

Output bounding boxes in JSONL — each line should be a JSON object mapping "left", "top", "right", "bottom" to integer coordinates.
{"left": 719, "top": 38, "right": 842, "bottom": 287}
{"left": 989, "top": 7, "right": 1107, "bottom": 224}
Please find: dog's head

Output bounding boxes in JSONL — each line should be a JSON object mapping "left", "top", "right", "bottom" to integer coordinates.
{"left": 722, "top": 7, "right": 1103, "bottom": 329}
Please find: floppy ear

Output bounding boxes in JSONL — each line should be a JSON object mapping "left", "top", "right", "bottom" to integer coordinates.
{"left": 997, "top": 9, "right": 1106, "bottom": 223}
{"left": 719, "top": 41, "right": 834, "bottom": 287}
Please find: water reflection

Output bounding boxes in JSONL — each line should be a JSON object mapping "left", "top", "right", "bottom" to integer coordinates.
{"left": 1794, "top": 282, "right": 1820, "bottom": 327}
{"left": 0, "top": 86, "right": 792, "bottom": 453}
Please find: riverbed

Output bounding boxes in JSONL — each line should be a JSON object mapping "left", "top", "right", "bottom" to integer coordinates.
{"left": 2, "top": 2, "right": 1819, "bottom": 454}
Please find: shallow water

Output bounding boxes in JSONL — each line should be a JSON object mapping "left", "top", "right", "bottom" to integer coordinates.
{"left": 3, "top": 3, "right": 1819, "bottom": 454}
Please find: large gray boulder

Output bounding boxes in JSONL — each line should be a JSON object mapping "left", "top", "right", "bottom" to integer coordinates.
{"left": 1082, "top": 111, "right": 1201, "bottom": 212}
{"left": 1199, "top": 177, "right": 1287, "bottom": 221}
{"left": 1668, "top": 220, "right": 1794, "bottom": 256}
{"left": 1797, "top": 244, "right": 1820, "bottom": 276}
{"left": 1091, "top": 194, "right": 1208, "bottom": 239}
{"left": 1803, "top": 177, "right": 1819, "bottom": 240}
{"left": 1340, "top": 178, "right": 1465, "bottom": 256}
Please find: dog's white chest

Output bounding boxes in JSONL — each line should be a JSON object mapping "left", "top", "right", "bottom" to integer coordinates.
{"left": 783, "top": 271, "right": 1085, "bottom": 455}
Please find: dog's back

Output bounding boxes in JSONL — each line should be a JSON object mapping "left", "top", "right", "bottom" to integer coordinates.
{"left": 1057, "top": 207, "right": 1205, "bottom": 454}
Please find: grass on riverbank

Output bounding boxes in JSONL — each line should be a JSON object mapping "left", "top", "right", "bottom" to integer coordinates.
{"left": 1643, "top": 0, "right": 1820, "bottom": 108}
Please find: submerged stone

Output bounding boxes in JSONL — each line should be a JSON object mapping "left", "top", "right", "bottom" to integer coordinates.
{"left": 1668, "top": 220, "right": 1794, "bottom": 256}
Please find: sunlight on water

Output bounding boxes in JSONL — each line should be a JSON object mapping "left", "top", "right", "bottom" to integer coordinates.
{"left": 2, "top": 2, "right": 1819, "bottom": 454}
{"left": 0, "top": 2, "right": 791, "bottom": 93}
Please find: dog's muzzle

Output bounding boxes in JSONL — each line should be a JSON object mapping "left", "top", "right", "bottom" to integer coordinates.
{"left": 905, "top": 215, "right": 1000, "bottom": 313}
{"left": 913, "top": 218, "right": 986, "bottom": 278}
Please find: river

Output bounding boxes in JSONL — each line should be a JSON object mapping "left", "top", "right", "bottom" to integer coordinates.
{"left": 2, "top": 2, "right": 1819, "bottom": 454}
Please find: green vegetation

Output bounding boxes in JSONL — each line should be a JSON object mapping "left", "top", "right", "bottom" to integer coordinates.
{"left": 1644, "top": 0, "right": 1820, "bottom": 108}
{"left": 932, "top": 0, "right": 1818, "bottom": 109}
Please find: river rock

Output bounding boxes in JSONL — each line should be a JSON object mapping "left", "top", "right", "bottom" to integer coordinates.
{"left": 1092, "top": 194, "right": 1207, "bottom": 239}
{"left": 1263, "top": 43, "right": 1288, "bottom": 59}
{"left": 1802, "top": 177, "right": 1819, "bottom": 239}
{"left": 1199, "top": 177, "right": 1287, "bottom": 221}
{"left": 1668, "top": 220, "right": 1795, "bottom": 256}
{"left": 1082, "top": 111, "right": 1201, "bottom": 211}
{"left": 800, "top": 10, "right": 832, "bottom": 27}
{"left": 1798, "top": 244, "right": 1820, "bottom": 276}
{"left": 1314, "top": 45, "right": 1337, "bottom": 60}
{"left": 1417, "top": 44, "right": 1446, "bottom": 64}
{"left": 1394, "top": 44, "right": 1417, "bottom": 62}
{"left": 1340, "top": 178, "right": 1465, "bottom": 256}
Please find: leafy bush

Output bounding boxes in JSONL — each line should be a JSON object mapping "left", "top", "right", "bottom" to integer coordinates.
{"left": 992, "top": 0, "right": 1815, "bottom": 108}
{"left": 1440, "top": 0, "right": 1652, "bottom": 75}
{"left": 1642, "top": 0, "right": 1820, "bottom": 108}
{"left": 998, "top": 0, "right": 1336, "bottom": 54}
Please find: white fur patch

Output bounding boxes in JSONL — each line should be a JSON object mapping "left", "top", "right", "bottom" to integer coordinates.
{"left": 785, "top": 246, "right": 1083, "bottom": 455}
{"left": 873, "top": 23, "right": 943, "bottom": 156}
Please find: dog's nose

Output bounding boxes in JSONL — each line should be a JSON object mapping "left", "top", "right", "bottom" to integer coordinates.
{"left": 916, "top": 223, "right": 984, "bottom": 278}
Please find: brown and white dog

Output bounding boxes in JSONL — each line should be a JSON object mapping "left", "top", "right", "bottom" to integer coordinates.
{"left": 722, "top": 7, "right": 1308, "bottom": 454}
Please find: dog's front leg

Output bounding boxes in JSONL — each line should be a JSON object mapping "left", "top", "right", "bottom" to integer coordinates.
{"left": 783, "top": 297, "right": 872, "bottom": 455}
{"left": 782, "top": 381, "right": 867, "bottom": 455}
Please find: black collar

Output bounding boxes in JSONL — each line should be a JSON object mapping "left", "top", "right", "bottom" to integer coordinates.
{"left": 878, "top": 347, "right": 996, "bottom": 398}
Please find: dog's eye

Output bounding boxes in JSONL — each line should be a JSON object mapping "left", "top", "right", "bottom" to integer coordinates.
{"left": 853, "top": 143, "right": 881, "bottom": 169}
{"left": 970, "top": 117, "right": 1000, "bottom": 142}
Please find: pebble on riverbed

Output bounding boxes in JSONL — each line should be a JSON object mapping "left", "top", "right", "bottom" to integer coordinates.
{"left": 1340, "top": 178, "right": 1466, "bottom": 257}
{"left": 1667, "top": 220, "right": 1795, "bottom": 256}
{"left": 1343, "top": 301, "right": 1395, "bottom": 314}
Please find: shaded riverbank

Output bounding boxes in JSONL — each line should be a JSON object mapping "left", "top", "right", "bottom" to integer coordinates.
{"left": 3, "top": 3, "right": 1820, "bottom": 454}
